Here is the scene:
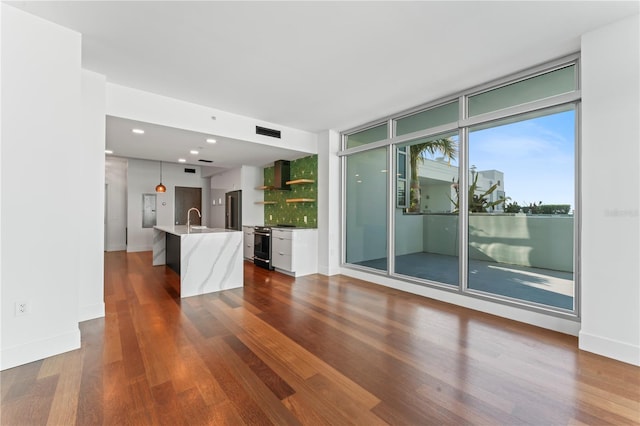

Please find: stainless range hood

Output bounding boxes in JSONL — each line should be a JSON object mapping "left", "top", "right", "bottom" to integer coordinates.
{"left": 273, "top": 160, "right": 290, "bottom": 190}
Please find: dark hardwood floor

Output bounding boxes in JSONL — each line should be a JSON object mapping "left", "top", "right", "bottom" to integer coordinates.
{"left": 2, "top": 251, "right": 639, "bottom": 425}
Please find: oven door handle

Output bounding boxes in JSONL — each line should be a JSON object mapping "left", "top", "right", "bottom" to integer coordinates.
{"left": 253, "top": 256, "right": 270, "bottom": 263}
{"left": 254, "top": 231, "right": 271, "bottom": 236}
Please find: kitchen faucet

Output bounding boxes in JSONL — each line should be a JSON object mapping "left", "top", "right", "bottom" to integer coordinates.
{"left": 187, "top": 207, "right": 201, "bottom": 231}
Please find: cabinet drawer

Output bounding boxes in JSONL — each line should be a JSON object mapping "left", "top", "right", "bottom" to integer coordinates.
{"left": 272, "top": 228, "right": 317, "bottom": 276}
{"left": 272, "top": 229, "right": 293, "bottom": 241}
{"left": 272, "top": 237, "right": 292, "bottom": 256}
{"left": 272, "top": 250, "right": 293, "bottom": 271}
{"left": 243, "top": 230, "right": 254, "bottom": 260}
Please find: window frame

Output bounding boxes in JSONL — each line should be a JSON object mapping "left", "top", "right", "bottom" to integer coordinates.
{"left": 339, "top": 53, "right": 581, "bottom": 320}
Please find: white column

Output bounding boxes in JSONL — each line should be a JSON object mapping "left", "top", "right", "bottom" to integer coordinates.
{"left": 1, "top": 4, "right": 83, "bottom": 370}
{"left": 317, "top": 130, "right": 341, "bottom": 275}
{"left": 579, "top": 14, "right": 640, "bottom": 366}
{"left": 78, "top": 70, "right": 107, "bottom": 321}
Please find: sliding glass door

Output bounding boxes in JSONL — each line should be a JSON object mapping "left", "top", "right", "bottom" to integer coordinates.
{"left": 340, "top": 56, "right": 580, "bottom": 316}
{"left": 467, "top": 106, "right": 576, "bottom": 310}
{"left": 394, "top": 133, "right": 459, "bottom": 286}
{"left": 345, "top": 147, "right": 388, "bottom": 271}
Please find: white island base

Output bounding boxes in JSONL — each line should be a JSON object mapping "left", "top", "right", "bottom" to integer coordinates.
{"left": 152, "top": 225, "right": 243, "bottom": 298}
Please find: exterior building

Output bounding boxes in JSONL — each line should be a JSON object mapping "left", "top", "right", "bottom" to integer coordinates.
{"left": 411, "top": 159, "right": 505, "bottom": 213}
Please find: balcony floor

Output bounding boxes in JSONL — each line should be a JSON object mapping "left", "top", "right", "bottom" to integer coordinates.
{"left": 355, "top": 252, "right": 574, "bottom": 310}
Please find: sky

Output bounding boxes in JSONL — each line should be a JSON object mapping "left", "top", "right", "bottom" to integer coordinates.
{"left": 468, "top": 109, "right": 575, "bottom": 210}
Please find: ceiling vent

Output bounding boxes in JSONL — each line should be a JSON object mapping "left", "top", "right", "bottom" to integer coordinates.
{"left": 198, "top": 159, "right": 213, "bottom": 163}
{"left": 256, "top": 126, "right": 281, "bottom": 139}
{"left": 184, "top": 168, "right": 196, "bottom": 174}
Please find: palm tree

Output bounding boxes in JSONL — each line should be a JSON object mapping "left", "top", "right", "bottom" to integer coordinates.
{"left": 408, "top": 138, "right": 457, "bottom": 212}
{"left": 449, "top": 173, "right": 506, "bottom": 213}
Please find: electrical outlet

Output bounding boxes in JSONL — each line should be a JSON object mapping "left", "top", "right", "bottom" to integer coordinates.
{"left": 15, "top": 301, "right": 28, "bottom": 316}
{"left": 304, "top": 216, "right": 307, "bottom": 223}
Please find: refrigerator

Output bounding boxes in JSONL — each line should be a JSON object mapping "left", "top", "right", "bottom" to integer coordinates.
{"left": 225, "top": 190, "right": 242, "bottom": 231}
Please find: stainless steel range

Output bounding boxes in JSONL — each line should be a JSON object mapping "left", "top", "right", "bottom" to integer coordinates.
{"left": 253, "top": 226, "right": 273, "bottom": 270}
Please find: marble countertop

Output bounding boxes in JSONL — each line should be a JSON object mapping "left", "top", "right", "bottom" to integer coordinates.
{"left": 154, "top": 225, "right": 240, "bottom": 236}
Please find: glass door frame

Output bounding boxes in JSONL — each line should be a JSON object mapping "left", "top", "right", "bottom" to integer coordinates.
{"left": 338, "top": 53, "right": 581, "bottom": 319}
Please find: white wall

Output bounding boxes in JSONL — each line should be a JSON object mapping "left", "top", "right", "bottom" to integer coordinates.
{"left": 241, "top": 165, "right": 264, "bottom": 227}
{"left": 210, "top": 188, "right": 226, "bottom": 228}
{"left": 395, "top": 212, "right": 424, "bottom": 256}
{"left": 209, "top": 166, "right": 263, "bottom": 228}
{"left": 317, "top": 130, "right": 341, "bottom": 275}
{"left": 0, "top": 3, "right": 3, "bottom": 370}
{"left": 1, "top": 5, "right": 84, "bottom": 369}
{"left": 420, "top": 215, "right": 574, "bottom": 272}
{"left": 105, "top": 157, "right": 128, "bottom": 251}
{"left": 579, "top": 14, "right": 640, "bottom": 366}
{"left": 210, "top": 167, "right": 242, "bottom": 191}
{"left": 78, "top": 70, "right": 106, "bottom": 321}
{"left": 106, "top": 83, "right": 317, "bottom": 155}
{"left": 127, "top": 159, "right": 208, "bottom": 252}
{"left": 210, "top": 168, "right": 241, "bottom": 229}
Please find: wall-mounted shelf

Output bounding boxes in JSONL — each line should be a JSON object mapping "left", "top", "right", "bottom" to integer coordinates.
{"left": 255, "top": 201, "right": 276, "bottom": 205}
{"left": 256, "top": 185, "right": 274, "bottom": 190}
{"left": 286, "top": 179, "right": 315, "bottom": 185}
{"left": 286, "top": 198, "right": 316, "bottom": 203}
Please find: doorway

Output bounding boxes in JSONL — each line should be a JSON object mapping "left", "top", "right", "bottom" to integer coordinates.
{"left": 175, "top": 186, "right": 202, "bottom": 225}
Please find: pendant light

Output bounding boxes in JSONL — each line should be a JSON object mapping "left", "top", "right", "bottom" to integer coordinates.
{"left": 155, "top": 161, "right": 167, "bottom": 193}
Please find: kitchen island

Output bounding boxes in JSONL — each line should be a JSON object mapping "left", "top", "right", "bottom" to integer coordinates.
{"left": 152, "top": 225, "right": 243, "bottom": 298}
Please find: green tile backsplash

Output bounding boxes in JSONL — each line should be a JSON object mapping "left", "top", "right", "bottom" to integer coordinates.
{"left": 264, "top": 155, "right": 317, "bottom": 228}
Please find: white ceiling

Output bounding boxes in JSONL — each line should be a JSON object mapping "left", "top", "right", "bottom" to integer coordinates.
{"left": 8, "top": 1, "right": 639, "bottom": 170}
{"left": 105, "top": 116, "right": 311, "bottom": 173}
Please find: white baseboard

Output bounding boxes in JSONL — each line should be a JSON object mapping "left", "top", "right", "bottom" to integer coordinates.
{"left": 579, "top": 331, "right": 640, "bottom": 366}
{"left": 79, "top": 303, "right": 105, "bottom": 322}
{"left": 105, "top": 244, "right": 126, "bottom": 252}
{"left": 1, "top": 328, "right": 81, "bottom": 371}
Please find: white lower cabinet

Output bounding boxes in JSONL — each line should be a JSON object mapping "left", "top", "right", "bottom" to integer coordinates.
{"left": 242, "top": 226, "right": 254, "bottom": 260}
{"left": 271, "top": 228, "right": 317, "bottom": 276}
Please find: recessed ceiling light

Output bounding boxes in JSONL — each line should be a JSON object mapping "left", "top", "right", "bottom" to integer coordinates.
{"left": 190, "top": 150, "right": 199, "bottom": 155}
{"left": 132, "top": 128, "right": 145, "bottom": 134}
{"left": 178, "top": 158, "right": 186, "bottom": 163}
{"left": 206, "top": 138, "right": 216, "bottom": 144}
{"left": 105, "top": 149, "right": 113, "bottom": 154}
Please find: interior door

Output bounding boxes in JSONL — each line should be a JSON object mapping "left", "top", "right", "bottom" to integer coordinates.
{"left": 174, "top": 186, "right": 202, "bottom": 225}
{"left": 142, "top": 193, "right": 157, "bottom": 228}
